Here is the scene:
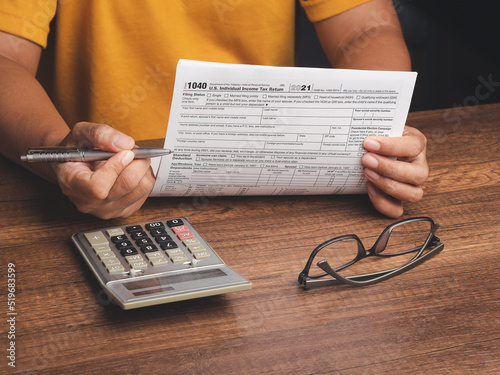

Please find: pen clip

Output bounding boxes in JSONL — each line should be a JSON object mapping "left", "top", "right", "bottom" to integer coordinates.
{"left": 26, "top": 147, "right": 80, "bottom": 154}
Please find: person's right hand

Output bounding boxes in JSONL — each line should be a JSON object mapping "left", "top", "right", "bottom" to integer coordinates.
{"left": 55, "top": 122, "right": 156, "bottom": 219}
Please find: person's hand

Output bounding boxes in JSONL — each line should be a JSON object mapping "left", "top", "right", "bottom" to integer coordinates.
{"left": 55, "top": 122, "right": 155, "bottom": 219}
{"left": 361, "top": 126, "right": 429, "bottom": 218}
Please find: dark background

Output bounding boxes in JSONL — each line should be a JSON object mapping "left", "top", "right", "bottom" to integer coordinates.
{"left": 296, "top": 0, "right": 500, "bottom": 112}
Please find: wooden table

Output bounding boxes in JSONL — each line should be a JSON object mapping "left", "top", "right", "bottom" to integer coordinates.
{"left": 1, "top": 103, "right": 499, "bottom": 374}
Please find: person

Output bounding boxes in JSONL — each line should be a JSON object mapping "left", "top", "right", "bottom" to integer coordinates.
{"left": 0, "top": 0, "right": 428, "bottom": 219}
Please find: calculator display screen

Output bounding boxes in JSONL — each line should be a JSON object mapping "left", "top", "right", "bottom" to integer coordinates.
{"left": 122, "top": 268, "right": 228, "bottom": 292}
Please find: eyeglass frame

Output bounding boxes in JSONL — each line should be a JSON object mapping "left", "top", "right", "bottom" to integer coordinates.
{"left": 298, "top": 217, "right": 444, "bottom": 288}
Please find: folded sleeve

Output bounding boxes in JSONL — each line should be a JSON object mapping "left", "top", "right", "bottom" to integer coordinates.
{"left": 0, "top": 0, "right": 57, "bottom": 47}
{"left": 300, "top": 0, "right": 372, "bottom": 23}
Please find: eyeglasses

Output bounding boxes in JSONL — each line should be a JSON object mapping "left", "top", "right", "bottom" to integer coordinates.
{"left": 298, "top": 217, "right": 444, "bottom": 288}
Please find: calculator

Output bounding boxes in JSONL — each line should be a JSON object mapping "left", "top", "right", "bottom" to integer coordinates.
{"left": 72, "top": 218, "right": 251, "bottom": 309}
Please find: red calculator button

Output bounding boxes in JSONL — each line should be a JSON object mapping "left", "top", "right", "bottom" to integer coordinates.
{"left": 177, "top": 231, "right": 195, "bottom": 240}
{"left": 171, "top": 225, "right": 189, "bottom": 234}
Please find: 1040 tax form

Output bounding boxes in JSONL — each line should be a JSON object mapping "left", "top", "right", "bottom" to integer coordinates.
{"left": 151, "top": 60, "right": 416, "bottom": 197}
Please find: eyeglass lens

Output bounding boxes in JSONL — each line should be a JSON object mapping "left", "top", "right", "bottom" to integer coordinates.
{"left": 310, "top": 219, "right": 433, "bottom": 279}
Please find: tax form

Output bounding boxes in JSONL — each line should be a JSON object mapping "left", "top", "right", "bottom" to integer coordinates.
{"left": 151, "top": 60, "right": 416, "bottom": 197}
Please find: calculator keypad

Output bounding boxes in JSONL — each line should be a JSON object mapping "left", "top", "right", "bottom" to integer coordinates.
{"left": 82, "top": 218, "right": 212, "bottom": 275}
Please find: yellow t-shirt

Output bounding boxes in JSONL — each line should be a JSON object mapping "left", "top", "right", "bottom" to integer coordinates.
{"left": 0, "top": 0, "right": 370, "bottom": 140}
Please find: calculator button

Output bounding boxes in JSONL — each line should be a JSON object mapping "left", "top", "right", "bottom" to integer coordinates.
{"left": 177, "top": 231, "right": 195, "bottom": 241}
{"left": 182, "top": 238, "right": 200, "bottom": 246}
{"left": 165, "top": 248, "right": 184, "bottom": 257}
{"left": 155, "top": 234, "right": 173, "bottom": 243}
{"left": 145, "top": 221, "right": 165, "bottom": 231}
{"left": 140, "top": 244, "right": 158, "bottom": 253}
{"left": 111, "top": 235, "right": 129, "bottom": 244}
{"left": 149, "top": 228, "right": 167, "bottom": 236}
{"left": 146, "top": 251, "right": 164, "bottom": 259}
{"left": 160, "top": 240, "right": 178, "bottom": 250}
{"left": 169, "top": 253, "right": 189, "bottom": 263}
{"left": 102, "top": 258, "right": 121, "bottom": 266}
{"left": 115, "top": 240, "right": 134, "bottom": 250}
{"left": 125, "top": 254, "right": 143, "bottom": 263}
{"left": 192, "top": 251, "right": 210, "bottom": 260}
{"left": 84, "top": 231, "right": 108, "bottom": 247}
{"left": 166, "top": 219, "right": 184, "bottom": 227}
{"left": 126, "top": 225, "right": 143, "bottom": 233}
{"left": 130, "top": 231, "right": 148, "bottom": 239}
{"left": 150, "top": 257, "right": 169, "bottom": 266}
{"left": 129, "top": 260, "right": 148, "bottom": 269}
{"left": 107, "top": 228, "right": 124, "bottom": 237}
{"left": 93, "top": 244, "right": 111, "bottom": 253}
{"left": 187, "top": 244, "right": 206, "bottom": 253}
{"left": 171, "top": 225, "right": 189, "bottom": 234}
{"left": 120, "top": 248, "right": 138, "bottom": 257}
{"left": 97, "top": 251, "right": 117, "bottom": 260}
{"left": 135, "top": 237, "right": 154, "bottom": 246}
{"left": 106, "top": 264, "right": 125, "bottom": 274}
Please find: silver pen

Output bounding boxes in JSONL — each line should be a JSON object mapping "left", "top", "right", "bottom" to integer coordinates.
{"left": 20, "top": 147, "right": 173, "bottom": 163}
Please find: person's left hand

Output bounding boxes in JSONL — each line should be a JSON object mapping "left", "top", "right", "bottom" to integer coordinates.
{"left": 361, "top": 126, "right": 429, "bottom": 218}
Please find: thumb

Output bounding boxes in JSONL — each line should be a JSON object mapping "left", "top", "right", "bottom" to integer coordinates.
{"left": 62, "top": 122, "right": 135, "bottom": 152}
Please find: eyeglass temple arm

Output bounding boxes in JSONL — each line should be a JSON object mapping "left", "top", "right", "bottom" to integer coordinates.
{"left": 307, "top": 239, "right": 444, "bottom": 287}
{"left": 299, "top": 262, "right": 408, "bottom": 288}
{"left": 302, "top": 271, "right": 379, "bottom": 287}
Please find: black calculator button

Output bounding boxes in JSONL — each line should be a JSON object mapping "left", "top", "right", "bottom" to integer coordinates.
{"left": 160, "top": 240, "right": 178, "bottom": 250}
{"left": 145, "top": 221, "right": 165, "bottom": 230}
{"left": 135, "top": 237, "right": 154, "bottom": 246}
{"left": 149, "top": 228, "right": 167, "bottom": 236}
{"left": 115, "top": 240, "right": 134, "bottom": 250}
{"left": 154, "top": 234, "right": 172, "bottom": 243}
{"left": 130, "top": 231, "right": 149, "bottom": 239}
{"left": 126, "top": 225, "right": 143, "bottom": 233}
{"left": 140, "top": 244, "right": 158, "bottom": 253}
{"left": 120, "top": 248, "right": 138, "bottom": 257}
{"left": 110, "top": 234, "right": 128, "bottom": 243}
{"left": 166, "top": 219, "right": 184, "bottom": 227}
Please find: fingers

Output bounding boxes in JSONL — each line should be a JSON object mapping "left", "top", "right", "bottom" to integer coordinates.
{"left": 59, "top": 122, "right": 135, "bottom": 152}
{"left": 362, "top": 126, "right": 429, "bottom": 217}
{"left": 54, "top": 122, "right": 155, "bottom": 219}
{"left": 364, "top": 167, "right": 424, "bottom": 203}
{"left": 362, "top": 151, "right": 428, "bottom": 187}
{"left": 366, "top": 182, "right": 404, "bottom": 218}
{"left": 363, "top": 126, "right": 427, "bottom": 158}
{"left": 107, "top": 157, "right": 154, "bottom": 202}
{"left": 106, "top": 162, "right": 155, "bottom": 218}
{"left": 57, "top": 144, "right": 155, "bottom": 219}
{"left": 88, "top": 151, "right": 137, "bottom": 199}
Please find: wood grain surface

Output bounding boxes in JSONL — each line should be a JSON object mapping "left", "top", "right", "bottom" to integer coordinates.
{"left": 1, "top": 103, "right": 499, "bottom": 374}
